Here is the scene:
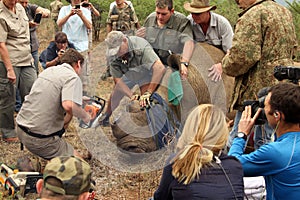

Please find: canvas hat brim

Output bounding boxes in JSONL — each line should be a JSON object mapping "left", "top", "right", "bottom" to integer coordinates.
{"left": 106, "top": 46, "right": 121, "bottom": 57}
{"left": 184, "top": 2, "right": 216, "bottom": 13}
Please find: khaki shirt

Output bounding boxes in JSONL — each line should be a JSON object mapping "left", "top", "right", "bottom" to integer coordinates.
{"left": 16, "top": 63, "right": 83, "bottom": 135}
{"left": 0, "top": 2, "right": 32, "bottom": 66}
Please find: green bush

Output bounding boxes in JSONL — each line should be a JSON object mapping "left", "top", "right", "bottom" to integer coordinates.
{"left": 28, "top": 0, "right": 300, "bottom": 60}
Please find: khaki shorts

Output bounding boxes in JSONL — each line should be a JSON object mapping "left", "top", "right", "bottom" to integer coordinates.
{"left": 16, "top": 126, "right": 74, "bottom": 160}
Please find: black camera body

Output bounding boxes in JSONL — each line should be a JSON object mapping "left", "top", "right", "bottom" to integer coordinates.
{"left": 82, "top": 2, "right": 90, "bottom": 7}
{"left": 243, "top": 95, "right": 267, "bottom": 125}
{"left": 274, "top": 65, "right": 300, "bottom": 84}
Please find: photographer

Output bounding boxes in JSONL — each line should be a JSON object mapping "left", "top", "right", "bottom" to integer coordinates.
{"left": 39, "top": 31, "right": 75, "bottom": 68}
{"left": 229, "top": 82, "right": 300, "bottom": 199}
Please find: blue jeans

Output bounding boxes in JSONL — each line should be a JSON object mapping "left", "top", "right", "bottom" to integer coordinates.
{"left": 254, "top": 122, "right": 273, "bottom": 149}
{"left": 15, "top": 89, "right": 22, "bottom": 112}
{"left": 227, "top": 111, "right": 242, "bottom": 148}
{"left": 31, "top": 50, "right": 39, "bottom": 74}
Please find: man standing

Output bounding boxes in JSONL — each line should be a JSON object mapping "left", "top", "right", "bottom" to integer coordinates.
{"left": 19, "top": 0, "right": 50, "bottom": 73}
{"left": 184, "top": 0, "right": 233, "bottom": 82}
{"left": 99, "top": 31, "right": 166, "bottom": 126}
{"left": 106, "top": 0, "right": 140, "bottom": 35}
{"left": 229, "top": 83, "right": 300, "bottom": 199}
{"left": 16, "top": 49, "right": 91, "bottom": 160}
{"left": 57, "top": 0, "right": 92, "bottom": 52}
{"left": 137, "top": 0, "right": 194, "bottom": 80}
{"left": 0, "top": 0, "right": 37, "bottom": 142}
{"left": 184, "top": 0, "right": 233, "bottom": 53}
{"left": 50, "top": 0, "right": 63, "bottom": 31}
{"left": 209, "top": 0, "right": 297, "bottom": 146}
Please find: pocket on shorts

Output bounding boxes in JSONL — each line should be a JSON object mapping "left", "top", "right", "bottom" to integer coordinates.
{"left": 0, "top": 78, "right": 12, "bottom": 98}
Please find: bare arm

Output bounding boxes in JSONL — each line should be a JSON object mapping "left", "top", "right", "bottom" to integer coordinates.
{"left": 77, "top": 9, "right": 92, "bottom": 29}
{"left": 62, "top": 100, "right": 91, "bottom": 124}
{"left": 180, "top": 40, "right": 194, "bottom": 79}
{"left": 57, "top": 9, "right": 75, "bottom": 27}
{"left": 89, "top": 3, "right": 100, "bottom": 17}
{"left": 0, "top": 42, "right": 16, "bottom": 83}
{"left": 106, "top": 24, "right": 112, "bottom": 34}
{"left": 63, "top": 113, "right": 73, "bottom": 129}
{"left": 46, "top": 57, "right": 59, "bottom": 68}
{"left": 146, "top": 59, "right": 166, "bottom": 93}
{"left": 113, "top": 77, "right": 134, "bottom": 97}
{"left": 36, "top": 7, "right": 50, "bottom": 18}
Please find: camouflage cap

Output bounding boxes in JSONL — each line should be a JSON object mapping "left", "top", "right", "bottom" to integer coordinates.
{"left": 43, "top": 156, "right": 92, "bottom": 196}
{"left": 105, "top": 31, "right": 124, "bottom": 57}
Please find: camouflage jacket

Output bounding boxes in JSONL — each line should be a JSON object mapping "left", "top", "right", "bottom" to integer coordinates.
{"left": 50, "top": 0, "right": 63, "bottom": 20}
{"left": 222, "top": 0, "right": 297, "bottom": 112}
{"left": 106, "top": 3, "right": 139, "bottom": 35}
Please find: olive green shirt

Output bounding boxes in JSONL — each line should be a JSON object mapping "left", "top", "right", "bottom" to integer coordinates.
{"left": 143, "top": 11, "right": 193, "bottom": 65}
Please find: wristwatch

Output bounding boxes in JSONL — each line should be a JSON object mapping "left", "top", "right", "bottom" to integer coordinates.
{"left": 236, "top": 132, "right": 247, "bottom": 140}
{"left": 180, "top": 62, "right": 189, "bottom": 67}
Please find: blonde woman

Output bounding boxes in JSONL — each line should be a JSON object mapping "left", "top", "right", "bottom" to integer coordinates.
{"left": 153, "top": 104, "right": 244, "bottom": 199}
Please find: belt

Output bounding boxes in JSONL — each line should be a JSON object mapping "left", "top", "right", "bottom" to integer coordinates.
{"left": 18, "top": 125, "right": 65, "bottom": 138}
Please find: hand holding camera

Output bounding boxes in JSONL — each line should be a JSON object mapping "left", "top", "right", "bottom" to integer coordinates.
{"left": 81, "top": 2, "right": 90, "bottom": 8}
{"left": 57, "top": 49, "right": 65, "bottom": 58}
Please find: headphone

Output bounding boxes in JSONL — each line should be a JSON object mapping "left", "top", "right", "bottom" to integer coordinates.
{"left": 274, "top": 111, "right": 279, "bottom": 118}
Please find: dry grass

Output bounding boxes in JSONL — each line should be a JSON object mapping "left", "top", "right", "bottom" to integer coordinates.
{"left": 0, "top": 18, "right": 163, "bottom": 200}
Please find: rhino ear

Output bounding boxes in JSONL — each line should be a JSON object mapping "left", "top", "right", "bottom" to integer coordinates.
{"left": 167, "top": 54, "right": 181, "bottom": 70}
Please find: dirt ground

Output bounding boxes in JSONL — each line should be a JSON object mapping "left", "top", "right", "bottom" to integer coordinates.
{"left": 0, "top": 18, "right": 163, "bottom": 200}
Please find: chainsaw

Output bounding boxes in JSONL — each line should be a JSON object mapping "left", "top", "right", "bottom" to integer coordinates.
{"left": 79, "top": 96, "right": 106, "bottom": 129}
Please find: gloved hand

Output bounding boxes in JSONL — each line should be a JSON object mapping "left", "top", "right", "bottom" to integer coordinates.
{"left": 130, "top": 94, "right": 140, "bottom": 101}
{"left": 208, "top": 63, "right": 222, "bottom": 82}
{"left": 139, "top": 91, "right": 152, "bottom": 109}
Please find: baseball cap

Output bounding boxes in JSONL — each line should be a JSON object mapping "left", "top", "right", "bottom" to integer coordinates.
{"left": 43, "top": 156, "right": 92, "bottom": 196}
{"left": 105, "top": 31, "right": 124, "bottom": 57}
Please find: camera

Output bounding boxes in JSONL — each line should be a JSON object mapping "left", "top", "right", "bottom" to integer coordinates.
{"left": 75, "top": 4, "right": 80, "bottom": 9}
{"left": 243, "top": 87, "right": 269, "bottom": 125}
{"left": 33, "top": 13, "right": 42, "bottom": 24}
{"left": 82, "top": 2, "right": 90, "bottom": 7}
{"left": 274, "top": 65, "right": 300, "bottom": 84}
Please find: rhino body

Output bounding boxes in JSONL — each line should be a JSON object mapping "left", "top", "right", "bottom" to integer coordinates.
{"left": 111, "top": 43, "right": 235, "bottom": 153}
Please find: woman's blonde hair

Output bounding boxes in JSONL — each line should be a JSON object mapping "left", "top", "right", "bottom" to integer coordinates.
{"left": 172, "top": 104, "right": 229, "bottom": 185}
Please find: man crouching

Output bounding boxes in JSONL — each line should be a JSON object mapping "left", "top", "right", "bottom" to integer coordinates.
{"left": 16, "top": 48, "right": 91, "bottom": 160}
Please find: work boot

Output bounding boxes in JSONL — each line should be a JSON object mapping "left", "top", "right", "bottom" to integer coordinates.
{"left": 98, "top": 113, "right": 110, "bottom": 127}
{"left": 101, "top": 67, "right": 112, "bottom": 80}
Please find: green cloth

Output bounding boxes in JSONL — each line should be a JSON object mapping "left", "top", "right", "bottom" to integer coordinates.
{"left": 168, "top": 71, "right": 183, "bottom": 105}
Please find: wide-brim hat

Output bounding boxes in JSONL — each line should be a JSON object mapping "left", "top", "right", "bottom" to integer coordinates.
{"left": 184, "top": 0, "right": 216, "bottom": 14}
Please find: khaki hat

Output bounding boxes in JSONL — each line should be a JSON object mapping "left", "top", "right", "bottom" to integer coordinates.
{"left": 43, "top": 156, "right": 92, "bottom": 196}
{"left": 105, "top": 31, "right": 125, "bottom": 57}
{"left": 184, "top": 0, "right": 216, "bottom": 13}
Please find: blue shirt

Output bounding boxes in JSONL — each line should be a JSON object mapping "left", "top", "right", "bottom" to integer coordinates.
{"left": 229, "top": 132, "right": 300, "bottom": 200}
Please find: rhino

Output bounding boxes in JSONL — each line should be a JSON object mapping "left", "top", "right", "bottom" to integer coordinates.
{"left": 109, "top": 43, "right": 235, "bottom": 153}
